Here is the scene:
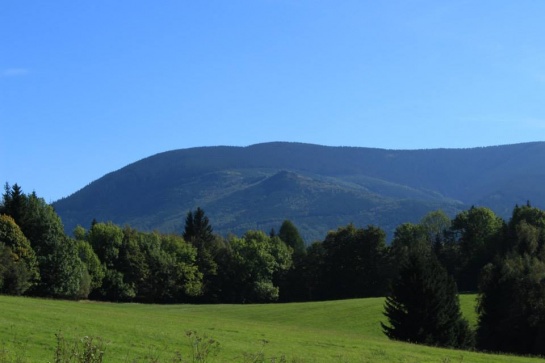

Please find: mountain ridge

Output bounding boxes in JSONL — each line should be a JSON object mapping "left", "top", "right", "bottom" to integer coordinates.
{"left": 53, "top": 141, "right": 545, "bottom": 241}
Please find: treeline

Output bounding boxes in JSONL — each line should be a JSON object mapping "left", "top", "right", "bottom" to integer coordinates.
{"left": 0, "top": 184, "right": 292, "bottom": 303}
{"left": 381, "top": 203, "right": 545, "bottom": 356}
{"left": 2, "top": 183, "right": 545, "bottom": 355}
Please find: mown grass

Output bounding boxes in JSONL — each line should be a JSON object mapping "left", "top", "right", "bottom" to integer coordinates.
{"left": 0, "top": 294, "right": 540, "bottom": 362}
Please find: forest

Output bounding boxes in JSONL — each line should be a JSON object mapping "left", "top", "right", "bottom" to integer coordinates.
{"left": 52, "top": 141, "right": 545, "bottom": 242}
{"left": 1, "top": 183, "right": 545, "bottom": 356}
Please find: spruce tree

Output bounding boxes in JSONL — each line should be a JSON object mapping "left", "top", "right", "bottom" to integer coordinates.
{"left": 382, "top": 251, "right": 474, "bottom": 349}
{"left": 183, "top": 207, "right": 214, "bottom": 246}
{"left": 183, "top": 207, "right": 218, "bottom": 301}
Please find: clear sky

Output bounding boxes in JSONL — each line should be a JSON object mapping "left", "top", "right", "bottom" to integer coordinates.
{"left": 2, "top": 1, "right": 544, "bottom": 203}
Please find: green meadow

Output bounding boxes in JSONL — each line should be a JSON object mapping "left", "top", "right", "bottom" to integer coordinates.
{"left": 0, "top": 294, "right": 540, "bottom": 362}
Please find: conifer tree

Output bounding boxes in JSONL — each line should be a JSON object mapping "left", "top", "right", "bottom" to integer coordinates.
{"left": 382, "top": 251, "right": 474, "bottom": 349}
{"left": 183, "top": 208, "right": 219, "bottom": 301}
{"left": 183, "top": 208, "right": 214, "bottom": 246}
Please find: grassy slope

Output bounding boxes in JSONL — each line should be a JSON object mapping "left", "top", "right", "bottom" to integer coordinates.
{"left": 0, "top": 295, "right": 540, "bottom": 362}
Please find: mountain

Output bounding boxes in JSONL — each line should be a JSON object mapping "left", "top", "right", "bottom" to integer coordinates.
{"left": 52, "top": 142, "right": 545, "bottom": 242}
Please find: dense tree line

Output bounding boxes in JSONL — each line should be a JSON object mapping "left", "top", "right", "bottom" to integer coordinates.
{"left": 382, "top": 202, "right": 545, "bottom": 355}
{"left": 2, "top": 183, "right": 545, "bottom": 356}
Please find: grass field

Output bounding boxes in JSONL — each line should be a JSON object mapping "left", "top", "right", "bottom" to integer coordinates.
{"left": 0, "top": 294, "right": 541, "bottom": 362}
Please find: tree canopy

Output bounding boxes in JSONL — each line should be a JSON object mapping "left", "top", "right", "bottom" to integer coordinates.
{"left": 278, "top": 220, "right": 305, "bottom": 255}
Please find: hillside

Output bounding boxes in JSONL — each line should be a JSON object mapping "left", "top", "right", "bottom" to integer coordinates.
{"left": 53, "top": 141, "right": 545, "bottom": 241}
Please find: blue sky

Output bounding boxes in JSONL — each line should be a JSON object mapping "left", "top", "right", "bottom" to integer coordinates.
{"left": 2, "top": 1, "right": 545, "bottom": 202}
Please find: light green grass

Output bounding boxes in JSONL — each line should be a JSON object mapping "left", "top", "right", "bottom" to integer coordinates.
{"left": 459, "top": 294, "right": 479, "bottom": 328}
{"left": 0, "top": 294, "right": 540, "bottom": 362}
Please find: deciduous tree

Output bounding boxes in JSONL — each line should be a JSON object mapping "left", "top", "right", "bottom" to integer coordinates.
{"left": 477, "top": 255, "right": 545, "bottom": 355}
{"left": 322, "top": 224, "right": 389, "bottom": 299}
{"left": 450, "top": 207, "right": 503, "bottom": 291}
{"left": 2, "top": 186, "right": 85, "bottom": 299}
{"left": 227, "top": 230, "right": 292, "bottom": 302}
{"left": 0, "top": 214, "right": 39, "bottom": 288}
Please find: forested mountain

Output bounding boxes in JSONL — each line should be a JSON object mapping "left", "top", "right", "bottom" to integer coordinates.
{"left": 53, "top": 142, "right": 545, "bottom": 241}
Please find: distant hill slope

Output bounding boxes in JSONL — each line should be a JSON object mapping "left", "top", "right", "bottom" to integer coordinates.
{"left": 53, "top": 142, "right": 545, "bottom": 241}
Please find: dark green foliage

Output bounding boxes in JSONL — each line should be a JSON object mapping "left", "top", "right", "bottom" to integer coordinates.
{"left": 37, "top": 234, "right": 86, "bottom": 299}
{"left": 0, "top": 244, "right": 33, "bottom": 295}
{"left": 505, "top": 204, "right": 545, "bottom": 256}
{"left": 390, "top": 223, "right": 430, "bottom": 268}
{"left": 183, "top": 208, "right": 220, "bottom": 302}
{"left": 183, "top": 207, "right": 214, "bottom": 246}
{"left": 321, "top": 224, "right": 390, "bottom": 299}
{"left": 420, "top": 209, "right": 451, "bottom": 243}
{"left": 300, "top": 242, "right": 327, "bottom": 301}
{"left": 278, "top": 220, "right": 305, "bottom": 255}
{"left": 452, "top": 207, "right": 503, "bottom": 260}
{"left": 1, "top": 183, "right": 27, "bottom": 224}
{"left": 275, "top": 220, "right": 307, "bottom": 301}
{"left": 449, "top": 207, "right": 504, "bottom": 291}
{"left": 382, "top": 252, "right": 474, "bottom": 349}
{"left": 476, "top": 205, "right": 545, "bottom": 355}
{"left": 477, "top": 255, "right": 545, "bottom": 355}
{"left": 2, "top": 185, "right": 85, "bottom": 299}
{"left": 509, "top": 202, "right": 545, "bottom": 230}
{"left": 98, "top": 269, "right": 136, "bottom": 302}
